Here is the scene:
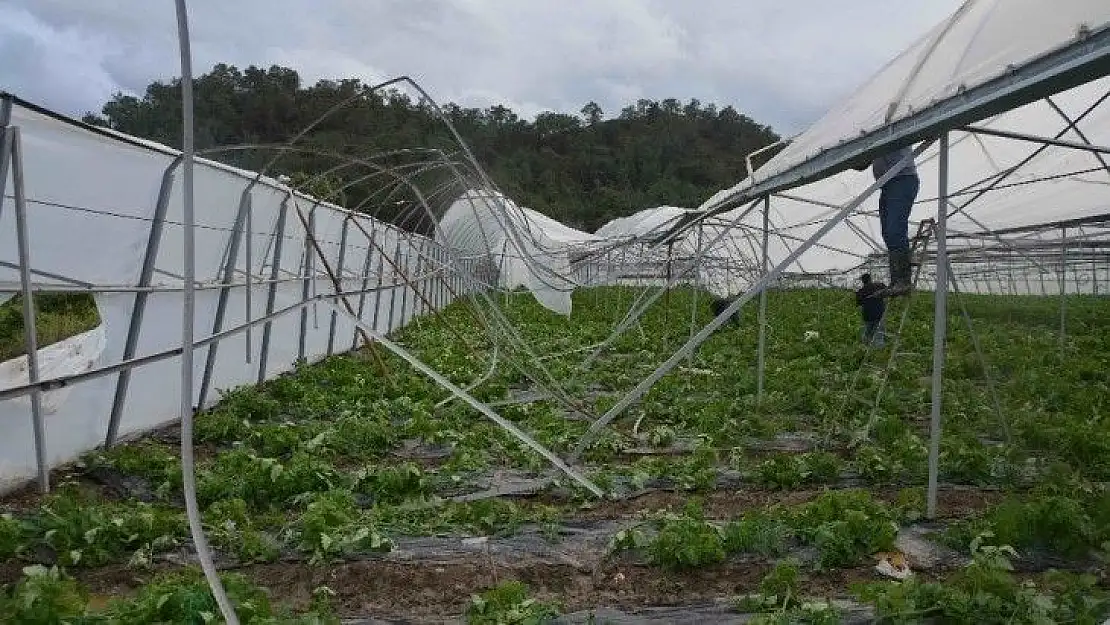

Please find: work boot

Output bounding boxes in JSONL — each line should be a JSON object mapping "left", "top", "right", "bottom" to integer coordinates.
{"left": 884, "top": 248, "right": 913, "bottom": 297}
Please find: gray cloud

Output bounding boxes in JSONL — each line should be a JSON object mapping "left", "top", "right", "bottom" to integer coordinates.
{"left": 0, "top": 0, "right": 962, "bottom": 134}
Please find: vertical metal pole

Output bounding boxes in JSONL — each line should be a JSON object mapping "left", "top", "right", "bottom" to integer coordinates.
{"left": 0, "top": 102, "right": 13, "bottom": 225}
{"left": 309, "top": 208, "right": 319, "bottom": 331}
{"left": 352, "top": 227, "right": 376, "bottom": 350}
{"left": 327, "top": 217, "right": 351, "bottom": 355}
{"left": 371, "top": 233, "right": 387, "bottom": 334}
{"left": 688, "top": 223, "right": 703, "bottom": 360}
{"left": 927, "top": 132, "right": 951, "bottom": 520}
{"left": 414, "top": 238, "right": 427, "bottom": 318}
{"left": 757, "top": 195, "right": 770, "bottom": 400}
{"left": 244, "top": 193, "right": 253, "bottom": 363}
{"left": 441, "top": 248, "right": 449, "bottom": 309}
{"left": 430, "top": 245, "right": 439, "bottom": 312}
{"left": 434, "top": 246, "right": 445, "bottom": 311}
{"left": 257, "top": 198, "right": 289, "bottom": 384}
{"left": 397, "top": 240, "right": 411, "bottom": 327}
{"left": 106, "top": 166, "right": 177, "bottom": 447}
{"left": 10, "top": 130, "right": 49, "bottom": 493}
{"left": 297, "top": 208, "right": 315, "bottom": 361}
{"left": 386, "top": 244, "right": 401, "bottom": 333}
{"left": 196, "top": 192, "right": 251, "bottom": 409}
{"left": 1059, "top": 226, "right": 1067, "bottom": 352}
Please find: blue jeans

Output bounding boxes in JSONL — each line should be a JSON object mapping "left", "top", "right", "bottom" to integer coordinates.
{"left": 879, "top": 174, "right": 920, "bottom": 252}
{"left": 862, "top": 318, "right": 886, "bottom": 347}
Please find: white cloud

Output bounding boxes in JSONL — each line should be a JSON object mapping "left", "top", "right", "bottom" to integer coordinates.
{"left": 0, "top": 0, "right": 964, "bottom": 133}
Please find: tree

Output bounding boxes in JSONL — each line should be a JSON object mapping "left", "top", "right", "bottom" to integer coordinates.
{"left": 580, "top": 101, "right": 603, "bottom": 125}
{"left": 93, "top": 63, "right": 782, "bottom": 233}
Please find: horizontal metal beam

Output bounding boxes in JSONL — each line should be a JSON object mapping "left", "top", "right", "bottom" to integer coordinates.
{"left": 962, "top": 124, "right": 1110, "bottom": 155}
{"left": 945, "top": 211, "right": 1110, "bottom": 238}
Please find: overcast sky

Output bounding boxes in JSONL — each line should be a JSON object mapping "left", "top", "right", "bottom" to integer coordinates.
{"left": 0, "top": 0, "right": 963, "bottom": 135}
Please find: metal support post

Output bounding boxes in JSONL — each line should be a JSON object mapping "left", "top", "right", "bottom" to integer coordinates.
{"left": 414, "top": 238, "right": 428, "bottom": 317}
{"left": 688, "top": 222, "right": 703, "bottom": 360}
{"left": 327, "top": 217, "right": 351, "bottom": 355}
{"left": 8, "top": 129, "right": 49, "bottom": 493}
{"left": 352, "top": 229, "right": 376, "bottom": 350}
{"left": 257, "top": 197, "right": 289, "bottom": 384}
{"left": 0, "top": 109, "right": 12, "bottom": 224}
{"left": 297, "top": 208, "right": 315, "bottom": 361}
{"left": 106, "top": 166, "right": 177, "bottom": 446}
{"left": 197, "top": 191, "right": 251, "bottom": 409}
{"left": 757, "top": 195, "right": 770, "bottom": 400}
{"left": 386, "top": 244, "right": 400, "bottom": 333}
{"left": 1059, "top": 226, "right": 1068, "bottom": 352}
{"left": 927, "top": 133, "right": 951, "bottom": 520}
{"left": 371, "top": 235, "right": 387, "bottom": 334}
{"left": 244, "top": 193, "right": 253, "bottom": 363}
{"left": 402, "top": 241, "right": 416, "bottom": 323}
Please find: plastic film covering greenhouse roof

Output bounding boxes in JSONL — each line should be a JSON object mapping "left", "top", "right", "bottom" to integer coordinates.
{"left": 438, "top": 189, "right": 603, "bottom": 315}
{"left": 593, "top": 206, "right": 692, "bottom": 241}
{"left": 590, "top": 206, "right": 762, "bottom": 298}
{"left": 685, "top": 0, "right": 1110, "bottom": 286}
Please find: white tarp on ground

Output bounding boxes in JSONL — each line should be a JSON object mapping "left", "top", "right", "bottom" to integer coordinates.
{"left": 0, "top": 97, "right": 466, "bottom": 493}
{"left": 438, "top": 189, "right": 602, "bottom": 315}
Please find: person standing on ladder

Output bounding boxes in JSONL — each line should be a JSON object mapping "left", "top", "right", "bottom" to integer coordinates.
{"left": 852, "top": 145, "right": 920, "bottom": 297}
{"left": 855, "top": 273, "right": 886, "bottom": 347}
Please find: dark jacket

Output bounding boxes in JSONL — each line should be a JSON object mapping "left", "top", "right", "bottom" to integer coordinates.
{"left": 855, "top": 282, "right": 886, "bottom": 322}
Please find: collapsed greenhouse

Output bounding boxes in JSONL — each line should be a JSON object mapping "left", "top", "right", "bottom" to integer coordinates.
{"left": 1, "top": 0, "right": 1109, "bottom": 622}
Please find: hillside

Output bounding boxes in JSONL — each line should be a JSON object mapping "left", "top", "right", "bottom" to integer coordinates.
{"left": 83, "top": 63, "right": 782, "bottom": 232}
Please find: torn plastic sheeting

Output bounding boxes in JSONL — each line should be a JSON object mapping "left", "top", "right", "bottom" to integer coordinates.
{"left": 0, "top": 324, "right": 106, "bottom": 413}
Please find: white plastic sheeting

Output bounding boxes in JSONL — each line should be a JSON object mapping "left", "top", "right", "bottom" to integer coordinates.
{"left": 708, "top": 0, "right": 1110, "bottom": 199}
{"left": 0, "top": 98, "right": 466, "bottom": 493}
{"left": 0, "top": 326, "right": 106, "bottom": 415}
{"left": 682, "top": 1, "right": 1110, "bottom": 295}
{"left": 588, "top": 206, "right": 759, "bottom": 298}
{"left": 438, "top": 189, "right": 601, "bottom": 315}
{"left": 691, "top": 73, "right": 1110, "bottom": 290}
{"left": 431, "top": 2, "right": 1110, "bottom": 305}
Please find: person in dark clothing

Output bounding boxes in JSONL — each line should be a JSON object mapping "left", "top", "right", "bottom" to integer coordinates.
{"left": 711, "top": 297, "right": 742, "bottom": 329}
{"left": 851, "top": 146, "right": 920, "bottom": 297}
{"left": 855, "top": 273, "right": 886, "bottom": 347}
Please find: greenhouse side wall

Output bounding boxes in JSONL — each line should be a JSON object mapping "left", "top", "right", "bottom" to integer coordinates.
{"left": 0, "top": 98, "right": 475, "bottom": 494}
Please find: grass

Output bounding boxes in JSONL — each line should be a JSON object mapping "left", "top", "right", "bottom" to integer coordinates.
{"left": 0, "top": 292, "right": 100, "bottom": 361}
{"left": 0, "top": 285, "right": 1107, "bottom": 621}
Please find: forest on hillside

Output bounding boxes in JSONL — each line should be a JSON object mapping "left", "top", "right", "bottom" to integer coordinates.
{"left": 83, "top": 63, "right": 782, "bottom": 233}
